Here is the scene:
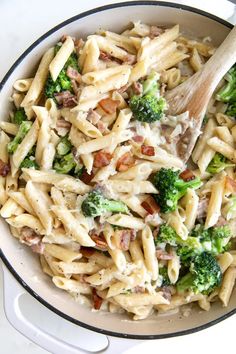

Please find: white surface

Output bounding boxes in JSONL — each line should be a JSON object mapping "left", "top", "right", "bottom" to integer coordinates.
{"left": 0, "top": 0, "right": 236, "bottom": 353}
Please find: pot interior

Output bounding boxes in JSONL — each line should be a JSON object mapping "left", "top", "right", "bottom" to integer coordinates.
{"left": 0, "top": 2, "right": 235, "bottom": 338}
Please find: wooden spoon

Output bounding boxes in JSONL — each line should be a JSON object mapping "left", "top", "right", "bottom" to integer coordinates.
{"left": 165, "top": 25, "right": 236, "bottom": 162}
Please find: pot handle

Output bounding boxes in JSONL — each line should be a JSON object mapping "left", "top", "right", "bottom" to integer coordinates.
{"left": 2, "top": 264, "right": 140, "bottom": 354}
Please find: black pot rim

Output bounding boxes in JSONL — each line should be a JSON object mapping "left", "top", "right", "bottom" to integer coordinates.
{"left": 0, "top": 1, "right": 235, "bottom": 341}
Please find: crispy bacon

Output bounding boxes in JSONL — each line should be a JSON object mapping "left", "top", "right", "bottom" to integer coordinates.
{"left": 20, "top": 227, "right": 41, "bottom": 246}
{"left": 117, "top": 83, "right": 130, "bottom": 94}
{"left": 99, "top": 51, "right": 112, "bottom": 62}
{"left": 90, "top": 232, "right": 108, "bottom": 251}
{"left": 161, "top": 286, "right": 172, "bottom": 301}
{"left": 79, "top": 170, "right": 94, "bottom": 184}
{"left": 141, "top": 196, "right": 160, "bottom": 215}
{"left": 133, "top": 286, "right": 145, "bottom": 293}
{"left": 132, "top": 81, "right": 143, "bottom": 95}
{"left": 66, "top": 66, "right": 81, "bottom": 83}
{"left": 74, "top": 38, "right": 85, "bottom": 55}
{"left": 216, "top": 216, "right": 227, "bottom": 227}
{"left": 197, "top": 197, "right": 209, "bottom": 219}
{"left": 87, "top": 109, "right": 101, "bottom": 125}
{"left": 97, "top": 120, "right": 109, "bottom": 134}
{"left": 98, "top": 98, "right": 120, "bottom": 114}
{"left": 56, "top": 117, "right": 71, "bottom": 129}
{"left": 31, "top": 242, "right": 45, "bottom": 254}
{"left": 179, "top": 169, "right": 195, "bottom": 181}
{"left": 156, "top": 249, "right": 173, "bottom": 260}
{"left": 80, "top": 247, "right": 95, "bottom": 258}
{"left": 71, "top": 79, "right": 79, "bottom": 95}
{"left": 92, "top": 288, "right": 103, "bottom": 310}
{"left": 149, "top": 26, "right": 164, "bottom": 39}
{"left": 94, "top": 151, "right": 112, "bottom": 168}
{"left": 123, "top": 54, "right": 136, "bottom": 65}
{"left": 132, "top": 135, "right": 144, "bottom": 143}
{"left": 0, "top": 159, "right": 10, "bottom": 177}
{"left": 225, "top": 176, "right": 236, "bottom": 193}
{"left": 54, "top": 91, "right": 77, "bottom": 108}
{"left": 116, "top": 152, "right": 135, "bottom": 172}
{"left": 141, "top": 145, "right": 155, "bottom": 156}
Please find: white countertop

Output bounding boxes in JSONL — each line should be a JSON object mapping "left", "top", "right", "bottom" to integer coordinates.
{"left": 0, "top": 1, "right": 236, "bottom": 353}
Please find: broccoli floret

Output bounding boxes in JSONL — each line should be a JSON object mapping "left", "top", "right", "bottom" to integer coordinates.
{"left": 129, "top": 71, "right": 166, "bottom": 122}
{"left": 44, "top": 46, "right": 79, "bottom": 99}
{"left": 159, "top": 267, "right": 171, "bottom": 286}
{"left": 53, "top": 151, "right": 83, "bottom": 176}
{"left": 155, "top": 224, "right": 179, "bottom": 247}
{"left": 152, "top": 168, "right": 201, "bottom": 213}
{"left": 81, "top": 189, "right": 129, "bottom": 217}
{"left": 56, "top": 135, "right": 72, "bottom": 156}
{"left": 191, "top": 224, "right": 231, "bottom": 255}
{"left": 216, "top": 65, "right": 236, "bottom": 103}
{"left": 12, "top": 108, "right": 27, "bottom": 125}
{"left": 226, "top": 102, "right": 236, "bottom": 117}
{"left": 7, "top": 121, "right": 32, "bottom": 154}
{"left": 177, "top": 252, "right": 222, "bottom": 295}
{"left": 206, "top": 153, "right": 234, "bottom": 174}
{"left": 20, "top": 157, "right": 39, "bottom": 170}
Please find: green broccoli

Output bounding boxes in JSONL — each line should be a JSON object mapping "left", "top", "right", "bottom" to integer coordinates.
{"left": 226, "top": 102, "right": 236, "bottom": 117}
{"left": 159, "top": 267, "right": 171, "bottom": 286}
{"left": 7, "top": 121, "right": 32, "bottom": 154}
{"left": 177, "top": 224, "right": 231, "bottom": 265}
{"left": 20, "top": 157, "right": 39, "bottom": 170}
{"left": 152, "top": 168, "right": 201, "bottom": 213}
{"left": 177, "top": 252, "right": 222, "bottom": 295}
{"left": 206, "top": 153, "right": 234, "bottom": 174}
{"left": 56, "top": 135, "right": 72, "bottom": 156}
{"left": 53, "top": 152, "right": 82, "bottom": 176}
{"left": 155, "top": 224, "right": 179, "bottom": 247}
{"left": 129, "top": 71, "right": 166, "bottom": 122}
{"left": 44, "top": 45, "right": 79, "bottom": 98}
{"left": 81, "top": 189, "right": 129, "bottom": 217}
{"left": 12, "top": 108, "right": 27, "bottom": 125}
{"left": 216, "top": 65, "right": 236, "bottom": 103}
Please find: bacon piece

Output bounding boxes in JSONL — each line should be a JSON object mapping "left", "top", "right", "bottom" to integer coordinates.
{"left": 98, "top": 98, "right": 120, "bottom": 114}
{"left": 97, "top": 120, "right": 109, "bottom": 134}
{"left": 156, "top": 249, "right": 173, "bottom": 260}
{"left": 92, "top": 288, "right": 103, "bottom": 310}
{"left": 123, "top": 54, "right": 136, "bottom": 65}
{"left": 116, "top": 152, "right": 135, "bottom": 172}
{"left": 70, "top": 79, "right": 79, "bottom": 95}
{"left": 54, "top": 91, "right": 77, "bottom": 108}
{"left": 149, "top": 26, "right": 164, "bottom": 39}
{"left": 133, "top": 286, "right": 145, "bottom": 293}
{"left": 117, "top": 83, "right": 130, "bottom": 94}
{"left": 132, "top": 81, "right": 143, "bottom": 95}
{"left": 79, "top": 170, "right": 94, "bottom": 184}
{"left": 225, "top": 176, "right": 236, "bottom": 193}
{"left": 20, "top": 227, "right": 41, "bottom": 246}
{"left": 31, "top": 242, "right": 45, "bottom": 254}
{"left": 141, "top": 196, "right": 160, "bottom": 215}
{"left": 90, "top": 233, "right": 108, "bottom": 251}
{"left": 161, "top": 286, "right": 172, "bottom": 301}
{"left": 0, "top": 159, "right": 10, "bottom": 177}
{"left": 74, "top": 38, "right": 84, "bottom": 55}
{"left": 141, "top": 145, "right": 155, "bottom": 156}
{"left": 87, "top": 109, "right": 101, "bottom": 125}
{"left": 197, "top": 197, "right": 209, "bottom": 219}
{"left": 80, "top": 247, "right": 95, "bottom": 258}
{"left": 216, "top": 216, "right": 227, "bottom": 227}
{"left": 56, "top": 117, "right": 71, "bottom": 129}
{"left": 132, "top": 135, "right": 144, "bottom": 143}
{"left": 94, "top": 150, "right": 112, "bottom": 168}
{"left": 99, "top": 51, "right": 112, "bottom": 62}
{"left": 179, "top": 169, "right": 195, "bottom": 181}
{"left": 66, "top": 66, "right": 81, "bottom": 83}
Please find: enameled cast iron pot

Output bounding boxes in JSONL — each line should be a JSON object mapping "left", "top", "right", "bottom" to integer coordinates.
{"left": 0, "top": 2, "right": 235, "bottom": 353}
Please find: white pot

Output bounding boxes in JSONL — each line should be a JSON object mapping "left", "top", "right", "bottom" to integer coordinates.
{"left": 0, "top": 1, "right": 235, "bottom": 353}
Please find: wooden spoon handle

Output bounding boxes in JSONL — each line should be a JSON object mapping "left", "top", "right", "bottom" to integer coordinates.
{"left": 198, "top": 25, "right": 236, "bottom": 91}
